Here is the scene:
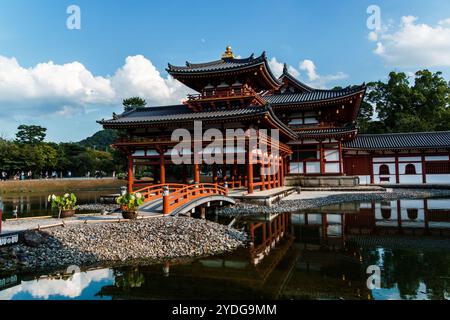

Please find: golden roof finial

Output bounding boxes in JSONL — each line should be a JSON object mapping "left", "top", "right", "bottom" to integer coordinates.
{"left": 222, "top": 46, "right": 234, "bottom": 59}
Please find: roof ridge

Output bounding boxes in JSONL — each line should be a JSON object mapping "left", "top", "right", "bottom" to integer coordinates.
{"left": 356, "top": 131, "right": 450, "bottom": 137}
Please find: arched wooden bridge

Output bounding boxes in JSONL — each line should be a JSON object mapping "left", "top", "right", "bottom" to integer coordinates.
{"left": 134, "top": 183, "right": 236, "bottom": 216}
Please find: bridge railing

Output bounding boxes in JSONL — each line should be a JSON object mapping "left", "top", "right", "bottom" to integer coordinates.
{"left": 163, "top": 183, "right": 229, "bottom": 215}
{"left": 134, "top": 184, "right": 186, "bottom": 203}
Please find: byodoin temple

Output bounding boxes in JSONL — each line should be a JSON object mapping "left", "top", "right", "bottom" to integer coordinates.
{"left": 99, "top": 47, "right": 450, "bottom": 194}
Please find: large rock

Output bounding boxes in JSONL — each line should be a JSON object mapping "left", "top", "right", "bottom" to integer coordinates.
{"left": 23, "top": 231, "right": 45, "bottom": 248}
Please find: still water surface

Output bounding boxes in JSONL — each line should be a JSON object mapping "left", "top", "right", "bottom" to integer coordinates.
{"left": 1, "top": 198, "right": 450, "bottom": 300}
{"left": 0, "top": 191, "right": 110, "bottom": 219}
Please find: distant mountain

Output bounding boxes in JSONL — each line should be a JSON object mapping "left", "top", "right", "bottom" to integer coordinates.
{"left": 79, "top": 129, "right": 118, "bottom": 151}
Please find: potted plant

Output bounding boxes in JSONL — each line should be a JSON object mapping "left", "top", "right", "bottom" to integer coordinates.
{"left": 116, "top": 192, "right": 144, "bottom": 220}
{"left": 48, "top": 193, "right": 78, "bottom": 219}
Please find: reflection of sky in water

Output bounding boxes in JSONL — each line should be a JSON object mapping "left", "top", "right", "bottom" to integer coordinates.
{"left": 0, "top": 269, "right": 114, "bottom": 300}
{"left": 372, "top": 283, "right": 429, "bottom": 300}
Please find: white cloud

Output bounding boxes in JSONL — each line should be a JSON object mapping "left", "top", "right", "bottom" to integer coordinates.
{"left": 370, "top": 16, "right": 450, "bottom": 67}
{"left": 269, "top": 56, "right": 348, "bottom": 89}
{"left": 299, "top": 59, "right": 348, "bottom": 88}
{"left": 268, "top": 57, "right": 299, "bottom": 78}
{"left": 299, "top": 59, "right": 319, "bottom": 81}
{"left": 0, "top": 269, "right": 112, "bottom": 300}
{"left": 0, "top": 54, "right": 193, "bottom": 120}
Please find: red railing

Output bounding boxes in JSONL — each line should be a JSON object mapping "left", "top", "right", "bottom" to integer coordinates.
{"left": 163, "top": 183, "right": 228, "bottom": 215}
{"left": 187, "top": 88, "right": 258, "bottom": 101}
{"left": 134, "top": 184, "right": 186, "bottom": 203}
{"left": 134, "top": 183, "right": 229, "bottom": 215}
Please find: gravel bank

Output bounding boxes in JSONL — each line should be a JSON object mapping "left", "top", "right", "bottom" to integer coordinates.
{"left": 0, "top": 217, "right": 247, "bottom": 275}
{"left": 218, "top": 189, "right": 450, "bottom": 217}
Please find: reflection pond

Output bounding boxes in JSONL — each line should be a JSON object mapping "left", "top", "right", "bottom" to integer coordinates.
{"left": 1, "top": 198, "right": 450, "bottom": 300}
{"left": 0, "top": 191, "right": 112, "bottom": 219}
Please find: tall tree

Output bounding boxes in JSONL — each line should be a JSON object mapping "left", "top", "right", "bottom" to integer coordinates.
{"left": 15, "top": 125, "right": 47, "bottom": 144}
{"left": 362, "top": 70, "right": 450, "bottom": 133}
{"left": 123, "top": 97, "right": 147, "bottom": 111}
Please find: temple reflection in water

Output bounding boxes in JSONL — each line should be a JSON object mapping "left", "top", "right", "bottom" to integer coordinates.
{"left": 2, "top": 198, "right": 450, "bottom": 300}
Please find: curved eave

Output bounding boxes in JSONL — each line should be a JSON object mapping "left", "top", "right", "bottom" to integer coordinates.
{"left": 98, "top": 112, "right": 268, "bottom": 129}
{"left": 166, "top": 52, "right": 281, "bottom": 90}
{"left": 279, "top": 72, "right": 314, "bottom": 93}
{"left": 290, "top": 127, "right": 358, "bottom": 141}
{"left": 264, "top": 107, "right": 298, "bottom": 140}
{"left": 269, "top": 87, "right": 366, "bottom": 109}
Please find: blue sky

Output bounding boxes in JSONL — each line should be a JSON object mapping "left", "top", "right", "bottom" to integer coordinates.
{"left": 0, "top": 0, "right": 449, "bottom": 142}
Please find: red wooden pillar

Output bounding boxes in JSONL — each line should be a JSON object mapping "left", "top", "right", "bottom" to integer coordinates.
{"left": 319, "top": 142, "right": 325, "bottom": 175}
{"left": 247, "top": 150, "right": 254, "bottom": 194}
{"left": 338, "top": 141, "right": 343, "bottom": 175}
{"left": 370, "top": 155, "right": 375, "bottom": 184}
{"left": 261, "top": 163, "right": 266, "bottom": 191}
{"left": 127, "top": 154, "right": 134, "bottom": 193}
{"left": 232, "top": 163, "right": 238, "bottom": 188}
{"left": 421, "top": 154, "right": 427, "bottom": 184}
{"left": 267, "top": 163, "right": 272, "bottom": 190}
{"left": 395, "top": 154, "right": 400, "bottom": 184}
{"left": 424, "top": 199, "right": 430, "bottom": 235}
{"left": 280, "top": 157, "right": 284, "bottom": 186}
{"left": 160, "top": 152, "right": 166, "bottom": 185}
{"left": 322, "top": 214, "right": 328, "bottom": 243}
{"left": 397, "top": 200, "right": 402, "bottom": 232}
{"left": 277, "top": 157, "right": 282, "bottom": 188}
{"left": 194, "top": 163, "right": 200, "bottom": 184}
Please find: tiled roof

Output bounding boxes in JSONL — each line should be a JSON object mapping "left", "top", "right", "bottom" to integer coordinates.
{"left": 279, "top": 65, "right": 314, "bottom": 93}
{"left": 167, "top": 52, "right": 270, "bottom": 74}
{"left": 293, "top": 125, "right": 357, "bottom": 139}
{"left": 98, "top": 105, "right": 267, "bottom": 126}
{"left": 344, "top": 131, "right": 450, "bottom": 150}
{"left": 99, "top": 104, "right": 299, "bottom": 140}
{"left": 265, "top": 85, "right": 366, "bottom": 105}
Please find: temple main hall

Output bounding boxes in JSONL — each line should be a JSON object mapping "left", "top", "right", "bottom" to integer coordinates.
{"left": 99, "top": 47, "right": 450, "bottom": 193}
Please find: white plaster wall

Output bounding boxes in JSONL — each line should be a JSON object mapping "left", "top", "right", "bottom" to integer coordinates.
{"left": 325, "top": 150, "right": 340, "bottom": 161}
{"left": 358, "top": 175, "right": 371, "bottom": 185}
{"left": 325, "top": 163, "right": 340, "bottom": 173}
{"left": 290, "top": 162, "right": 303, "bottom": 174}
{"left": 306, "top": 162, "right": 320, "bottom": 174}
{"left": 398, "top": 156, "right": 422, "bottom": 162}
{"left": 426, "top": 174, "right": 450, "bottom": 184}
{"left": 373, "top": 157, "right": 396, "bottom": 163}
{"left": 308, "top": 214, "right": 322, "bottom": 225}
{"left": 425, "top": 155, "right": 449, "bottom": 161}
{"left": 427, "top": 199, "right": 450, "bottom": 210}
{"left": 399, "top": 175, "right": 422, "bottom": 184}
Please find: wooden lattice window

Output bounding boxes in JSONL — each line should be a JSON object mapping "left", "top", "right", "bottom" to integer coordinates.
{"left": 405, "top": 164, "right": 417, "bottom": 175}
{"left": 426, "top": 162, "right": 450, "bottom": 174}
{"left": 379, "top": 164, "right": 390, "bottom": 175}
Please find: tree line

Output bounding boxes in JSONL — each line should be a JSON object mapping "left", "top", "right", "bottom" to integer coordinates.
{"left": 357, "top": 69, "right": 450, "bottom": 134}
{"left": 0, "top": 125, "right": 126, "bottom": 180}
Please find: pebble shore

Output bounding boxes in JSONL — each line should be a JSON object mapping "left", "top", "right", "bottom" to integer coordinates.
{"left": 218, "top": 189, "right": 450, "bottom": 216}
{"left": 0, "top": 217, "right": 247, "bottom": 275}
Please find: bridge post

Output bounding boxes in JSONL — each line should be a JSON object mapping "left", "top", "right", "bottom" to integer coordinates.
{"left": 162, "top": 186, "right": 170, "bottom": 215}
{"left": 224, "top": 181, "right": 228, "bottom": 196}
{"left": 127, "top": 155, "right": 134, "bottom": 193}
